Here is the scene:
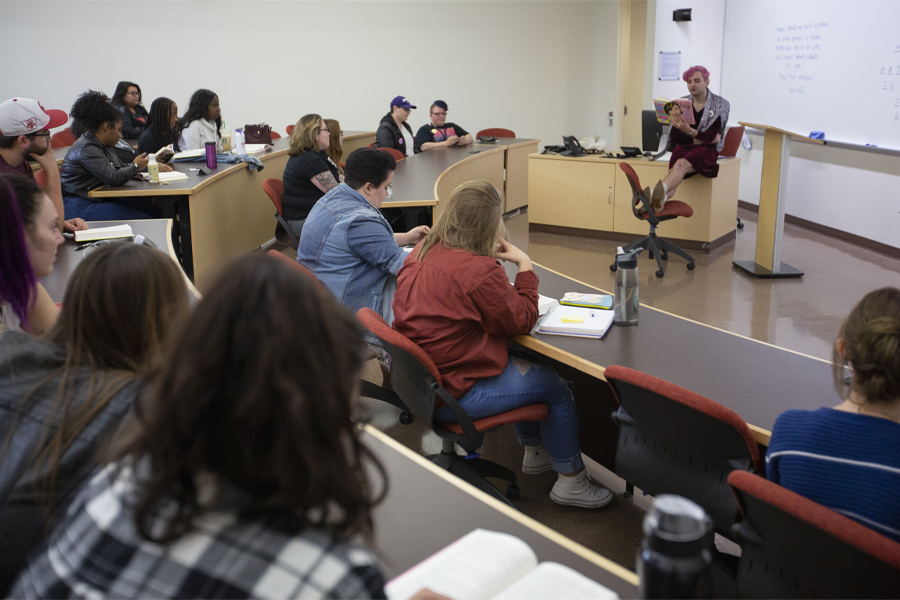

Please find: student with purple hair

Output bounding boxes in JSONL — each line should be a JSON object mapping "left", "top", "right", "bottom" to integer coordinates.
{"left": 0, "top": 174, "right": 64, "bottom": 334}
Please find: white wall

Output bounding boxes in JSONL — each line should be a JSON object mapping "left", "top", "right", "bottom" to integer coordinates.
{"left": 651, "top": 0, "right": 725, "bottom": 99}
{"left": 1, "top": 1, "right": 620, "bottom": 152}
{"left": 649, "top": 0, "right": 900, "bottom": 251}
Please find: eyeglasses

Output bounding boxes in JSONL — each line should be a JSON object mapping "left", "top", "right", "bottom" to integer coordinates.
{"left": 431, "top": 111, "right": 447, "bottom": 117}
{"left": 127, "top": 91, "right": 140, "bottom": 96}
{"left": 320, "top": 127, "right": 330, "bottom": 133}
{"left": 29, "top": 132, "right": 51, "bottom": 139}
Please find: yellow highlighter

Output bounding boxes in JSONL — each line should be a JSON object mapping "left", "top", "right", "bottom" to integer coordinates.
{"left": 561, "top": 315, "right": 585, "bottom": 323}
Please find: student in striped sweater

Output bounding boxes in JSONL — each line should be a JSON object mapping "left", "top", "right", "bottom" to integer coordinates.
{"left": 766, "top": 287, "right": 900, "bottom": 542}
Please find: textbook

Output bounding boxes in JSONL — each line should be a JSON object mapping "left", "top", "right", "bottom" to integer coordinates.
{"left": 136, "top": 171, "right": 189, "bottom": 183}
{"left": 74, "top": 224, "right": 133, "bottom": 243}
{"left": 560, "top": 292, "right": 613, "bottom": 310}
{"left": 385, "top": 529, "right": 618, "bottom": 600}
{"left": 170, "top": 148, "right": 206, "bottom": 160}
{"left": 243, "top": 143, "right": 272, "bottom": 155}
{"left": 652, "top": 97, "right": 696, "bottom": 125}
{"left": 536, "top": 305, "right": 614, "bottom": 339}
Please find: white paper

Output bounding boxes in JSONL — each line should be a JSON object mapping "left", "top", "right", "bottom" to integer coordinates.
{"left": 171, "top": 148, "right": 205, "bottom": 160}
{"left": 538, "top": 305, "right": 614, "bottom": 338}
{"left": 659, "top": 51, "right": 681, "bottom": 81}
{"left": 74, "top": 224, "right": 133, "bottom": 243}
{"left": 386, "top": 529, "right": 538, "bottom": 600}
{"left": 538, "top": 294, "right": 558, "bottom": 316}
{"left": 494, "top": 562, "right": 618, "bottom": 600}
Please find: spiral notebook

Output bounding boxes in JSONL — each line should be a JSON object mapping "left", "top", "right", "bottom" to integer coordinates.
{"left": 535, "top": 305, "right": 614, "bottom": 339}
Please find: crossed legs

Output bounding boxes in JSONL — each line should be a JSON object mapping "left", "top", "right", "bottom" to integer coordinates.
{"left": 651, "top": 158, "right": 696, "bottom": 210}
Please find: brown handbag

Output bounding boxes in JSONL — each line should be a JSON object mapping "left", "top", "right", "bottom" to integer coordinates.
{"left": 244, "top": 123, "right": 273, "bottom": 145}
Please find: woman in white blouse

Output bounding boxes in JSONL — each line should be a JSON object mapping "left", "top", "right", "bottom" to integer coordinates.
{"left": 175, "top": 89, "right": 222, "bottom": 152}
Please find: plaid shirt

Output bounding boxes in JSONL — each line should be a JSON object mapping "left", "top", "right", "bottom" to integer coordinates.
{"left": 10, "top": 463, "right": 386, "bottom": 599}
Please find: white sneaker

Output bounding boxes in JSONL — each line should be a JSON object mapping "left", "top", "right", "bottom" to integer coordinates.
{"left": 522, "top": 445, "right": 553, "bottom": 474}
{"left": 550, "top": 472, "right": 613, "bottom": 508}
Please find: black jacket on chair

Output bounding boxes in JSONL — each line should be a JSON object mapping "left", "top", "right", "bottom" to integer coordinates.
{"left": 118, "top": 105, "right": 149, "bottom": 139}
{"left": 374, "top": 113, "right": 417, "bottom": 155}
{"left": 60, "top": 133, "right": 140, "bottom": 198}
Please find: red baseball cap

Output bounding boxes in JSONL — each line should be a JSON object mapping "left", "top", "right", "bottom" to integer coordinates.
{"left": 0, "top": 97, "right": 68, "bottom": 136}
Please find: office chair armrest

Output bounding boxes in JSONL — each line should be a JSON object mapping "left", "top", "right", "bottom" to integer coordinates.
{"left": 431, "top": 381, "right": 480, "bottom": 446}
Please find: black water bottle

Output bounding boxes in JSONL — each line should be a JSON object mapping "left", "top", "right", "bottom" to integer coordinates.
{"left": 637, "top": 494, "right": 714, "bottom": 599}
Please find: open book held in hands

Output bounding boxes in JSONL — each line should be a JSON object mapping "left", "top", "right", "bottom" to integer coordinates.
{"left": 652, "top": 97, "right": 695, "bottom": 125}
{"left": 385, "top": 529, "right": 618, "bottom": 600}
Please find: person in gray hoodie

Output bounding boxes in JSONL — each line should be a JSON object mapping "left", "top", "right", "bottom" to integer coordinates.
{"left": 0, "top": 242, "right": 189, "bottom": 594}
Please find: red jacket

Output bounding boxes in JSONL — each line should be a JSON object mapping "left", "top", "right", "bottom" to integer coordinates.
{"left": 392, "top": 242, "right": 539, "bottom": 399}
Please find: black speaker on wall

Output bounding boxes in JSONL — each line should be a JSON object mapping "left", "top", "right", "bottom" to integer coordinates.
{"left": 673, "top": 8, "right": 692, "bottom": 21}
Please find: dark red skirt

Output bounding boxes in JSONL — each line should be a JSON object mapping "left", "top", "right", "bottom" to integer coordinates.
{"left": 669, "top": 143, "right": 719, "bottom": 178}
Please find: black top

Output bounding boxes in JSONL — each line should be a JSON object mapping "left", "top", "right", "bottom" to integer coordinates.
{"left": 137, "top": 127, "right": 180, "bottom": 155}
{"left": 60, "top": 132, "right": 140, "bottom": 198}
{"left": 374, "top": 113, "right": 416, "bottom": 155}
{"left": 282, "top": 150, "right": 340, "bottom": 221}
{"left": 414, "top": 122, "right": 470, "bottom": 152}
{"left": 118, "top": 105, "right": 149, "bottom": 139}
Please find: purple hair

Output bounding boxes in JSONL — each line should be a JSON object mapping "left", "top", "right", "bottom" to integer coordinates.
{"left": 683, "top": 65, "right": 711, "bottom": 82}
{"left": 0, "top": 174, "right": 38, "bottom": 325}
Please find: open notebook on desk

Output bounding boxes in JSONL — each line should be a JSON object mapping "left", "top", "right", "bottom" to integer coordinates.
{"left": 534, "top": 305, "right": 614, "bottom": 339}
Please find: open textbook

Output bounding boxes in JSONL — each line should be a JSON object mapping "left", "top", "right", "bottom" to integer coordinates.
{"left": 652, "top": 97, "right": 696, "bottom": 125}
{"left": 385, "top": 529, "right": 618, "bottom": 600}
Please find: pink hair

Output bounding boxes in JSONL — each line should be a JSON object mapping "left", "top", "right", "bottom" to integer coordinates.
{"left": 682, "top": 65, "right": 710, "bottom": 82}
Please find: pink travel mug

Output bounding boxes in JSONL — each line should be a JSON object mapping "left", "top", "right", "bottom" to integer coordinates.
{"left": 205, "top": 142, "right": 217, "bottom": 169}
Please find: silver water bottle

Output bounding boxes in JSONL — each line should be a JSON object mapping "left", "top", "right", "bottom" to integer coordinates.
{"left": 614, "top": 248, "right": 641, "bottom": 326}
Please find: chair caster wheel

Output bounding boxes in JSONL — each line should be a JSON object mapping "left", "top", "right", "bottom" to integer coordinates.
{"left": 610, "top": 264, "right": 617, "bottom": 272}
{"left": 399, "top": 411, "right": 413, "bottom": 425}
{"left": 737, "top": 222, "right": 744, "bottom": 229}
{"left": 655, "top": 270, "right": 664, "bottom": 278}
{"left": 687, "top": 263, "right": 695, "bottom": 270}
{"left": 506, "top": 484, "right": 520, "bottom": 501}
{"left": 660, "top": 250, "right": 668, "bottom": 260}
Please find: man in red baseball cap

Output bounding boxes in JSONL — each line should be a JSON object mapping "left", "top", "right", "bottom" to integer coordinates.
{"left": 0, "top": 98, "right": 86, "bottom": 232}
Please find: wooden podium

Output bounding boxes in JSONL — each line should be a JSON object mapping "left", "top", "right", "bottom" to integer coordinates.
{"left": 732, "top": 123, "right": 824, "bottom": 278}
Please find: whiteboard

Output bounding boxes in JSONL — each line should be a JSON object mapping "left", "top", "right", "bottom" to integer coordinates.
{"left": 722, "top": 0, "right": 900, "bottom": 150}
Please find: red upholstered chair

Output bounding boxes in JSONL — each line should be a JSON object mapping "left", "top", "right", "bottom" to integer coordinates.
{"left": 728, "top": 471, "right": 900, "bottom": 598}
{"left": 50, "top": 127, "right": 75, "bottom": 148}
{"left": 285, "top": 124, "right": 295, "bottom": 135}
{"left": 34, "top": 168, "right": 49, "bottom": 191}
{"left": 367, "top": 142, "right": 375, "bottom": 148}
{"left": 261, "top": 178, "right": 298, "bottom": 250}
{"left": 605, "top": 365, "right": 762, "bottom": 534}
{"left": 358, "top": 308, "right": 549, "bottom": 506}
{"left": 266, "top": 249, "right": 320, "bottom": 289}
{"left": 377, "top": 147, "right": 405, "bottom": 161}
{"left": 270, "top": 130, "right": 281, "bottom": 140}
{"left": 719, "top": 125, "right": 746, "bottom": 230}
{"left": 476, "top": 128, "right": 516, "bottom": 138}
{"left": 612, "top": 162, "right": 695, "bottom": 277}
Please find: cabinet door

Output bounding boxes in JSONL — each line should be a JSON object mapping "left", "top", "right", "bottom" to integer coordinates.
{"left": 528, "top": 158, "right": 615, "bottom": 230}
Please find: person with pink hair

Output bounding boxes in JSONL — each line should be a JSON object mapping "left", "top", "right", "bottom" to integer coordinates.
{"left": 648, "top": 65, "right": 730, "bottom": 212}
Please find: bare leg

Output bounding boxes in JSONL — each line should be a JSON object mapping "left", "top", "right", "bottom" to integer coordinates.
{"left": 662, "top": 158, "right": 696, "bottom": 197}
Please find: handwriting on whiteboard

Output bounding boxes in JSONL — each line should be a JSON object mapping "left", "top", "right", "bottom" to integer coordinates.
{"left": 775, "top": 22, "right": 827, "bottom": 94}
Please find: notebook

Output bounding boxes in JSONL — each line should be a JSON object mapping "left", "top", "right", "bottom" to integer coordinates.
{"left": 536, "top": 305, "right": 614, "bottom": 339}
{"left": 560, "top": 292, "right": 613, "bottom": 310}
{"left": 137, "top": 171, "right": 190, "bottom": 183}
{"left": 74, "top": 224, "right": 133, "bottom": 243}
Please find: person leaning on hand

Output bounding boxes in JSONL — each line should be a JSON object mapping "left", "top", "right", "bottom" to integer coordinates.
{"left": 0, "top": 98, "right": 86, "bottom": 232}
{"left": 415, "top": 100, "right": 473, "bottom": 152}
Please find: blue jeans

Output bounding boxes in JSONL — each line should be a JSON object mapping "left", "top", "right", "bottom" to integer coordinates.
{"left": 434, "top": 357, "right": 585, "bottom": 474}
{"left": 64, "top": 195, "right": 162, "bottom": 220}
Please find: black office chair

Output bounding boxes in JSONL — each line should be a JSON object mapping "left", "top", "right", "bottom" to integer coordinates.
{"left": 611, "top": 162, "right": 695, "bottom": 278}
{"left": 729, "top": 471, "right": 900, "bottom": 598}
{"left": 357, "top": 308, "right": 549, "bottom": 507}
{"left": 605, "top": 365, "right": 762, "bottom": 535}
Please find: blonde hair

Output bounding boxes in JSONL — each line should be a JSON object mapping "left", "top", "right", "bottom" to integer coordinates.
{"left": 324, "top": 118, "right": 343, "bottom": 175}
{"left": 833, "top": 287, "right": 900, "bottom": 405}
{"left": 417, "top": 180, "right": 506, "bottom": 262}
{"left": 288, "top": 113, "right": 322, "bottom": 156}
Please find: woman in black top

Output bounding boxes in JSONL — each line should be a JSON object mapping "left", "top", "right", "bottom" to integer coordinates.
{"left": 137, "top": 97, "right": 180, "bottom": 156}
{"left": 282, "top": 113, "right": 340, "bottom": 238}
{"left": 110, "top": 81, "right": 149, "bottom": 140}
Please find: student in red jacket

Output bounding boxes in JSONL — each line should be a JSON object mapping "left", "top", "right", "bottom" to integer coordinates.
{"left": 393, "top": 180, "right": 612, "bottom": 508}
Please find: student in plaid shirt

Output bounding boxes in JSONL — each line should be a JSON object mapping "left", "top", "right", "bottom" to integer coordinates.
{"left": 11, "top": 254, "right": 388, "bottom": 599}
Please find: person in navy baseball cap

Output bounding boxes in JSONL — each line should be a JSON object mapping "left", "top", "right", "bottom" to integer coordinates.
{"left": 375, "top": 96, "right": 417, "bottom": 158}
{"left": 415, "top": 100, "right": 473, "bottom": 153}
{"left": 0, "top": 98, "right": 86, "bottom": 233}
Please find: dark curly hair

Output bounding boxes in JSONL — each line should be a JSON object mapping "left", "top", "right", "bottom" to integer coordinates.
{"left": 175, "top": 89, "right": 221, "bottom": 140}
{"left": 70, "top": 90, "right": 122, "bottom": 134}
{"left": 110, "top": 81, "right": 142, "bottom": 109}
{"left": 114, "top": 253, "right": 386, "bottom": 544}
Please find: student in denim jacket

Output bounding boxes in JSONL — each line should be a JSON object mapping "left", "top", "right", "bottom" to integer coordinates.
{"left": 297, "top": 148, "right": 428, "bottom": 324}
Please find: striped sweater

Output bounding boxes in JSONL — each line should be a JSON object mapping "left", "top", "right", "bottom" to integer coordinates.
{"left": 766, "top": 407, "right": 900, "bottom": 542}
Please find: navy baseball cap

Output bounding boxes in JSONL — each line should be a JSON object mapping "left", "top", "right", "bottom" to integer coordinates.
{"left": 432, "top": 100, "right": 448, "bottom": 111}
{"left": 390, "top": 96, "right": 416, "bottom": 109}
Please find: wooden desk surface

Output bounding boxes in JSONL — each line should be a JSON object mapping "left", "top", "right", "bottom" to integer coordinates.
{"left": 511, "top": 263, "right": 835, "bottom": 445}
{"left": 41, "top": 219, "right": 197, "bottom": 301}
{"left": 364, "top": 426, "right": 639, "bottom": 596}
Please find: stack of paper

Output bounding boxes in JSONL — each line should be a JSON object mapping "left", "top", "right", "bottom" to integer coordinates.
{"left": 74, "top": 224, "right": 133, "bottom": 243}
{"left": 536, "top": 305, "right": 614, "bottom": 339}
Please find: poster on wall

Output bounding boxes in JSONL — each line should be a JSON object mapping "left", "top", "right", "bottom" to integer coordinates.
{"left": 658, "top": 51, "right": 681, "bottom": 80}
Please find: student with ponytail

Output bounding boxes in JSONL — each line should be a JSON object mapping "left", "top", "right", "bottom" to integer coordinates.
{"left": 767, "top": 287, "right": 900, "bottom": 542}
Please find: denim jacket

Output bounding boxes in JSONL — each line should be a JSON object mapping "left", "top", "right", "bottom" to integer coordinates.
{"left": 298, "top": 183, "right": 405, "bottom": 322}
